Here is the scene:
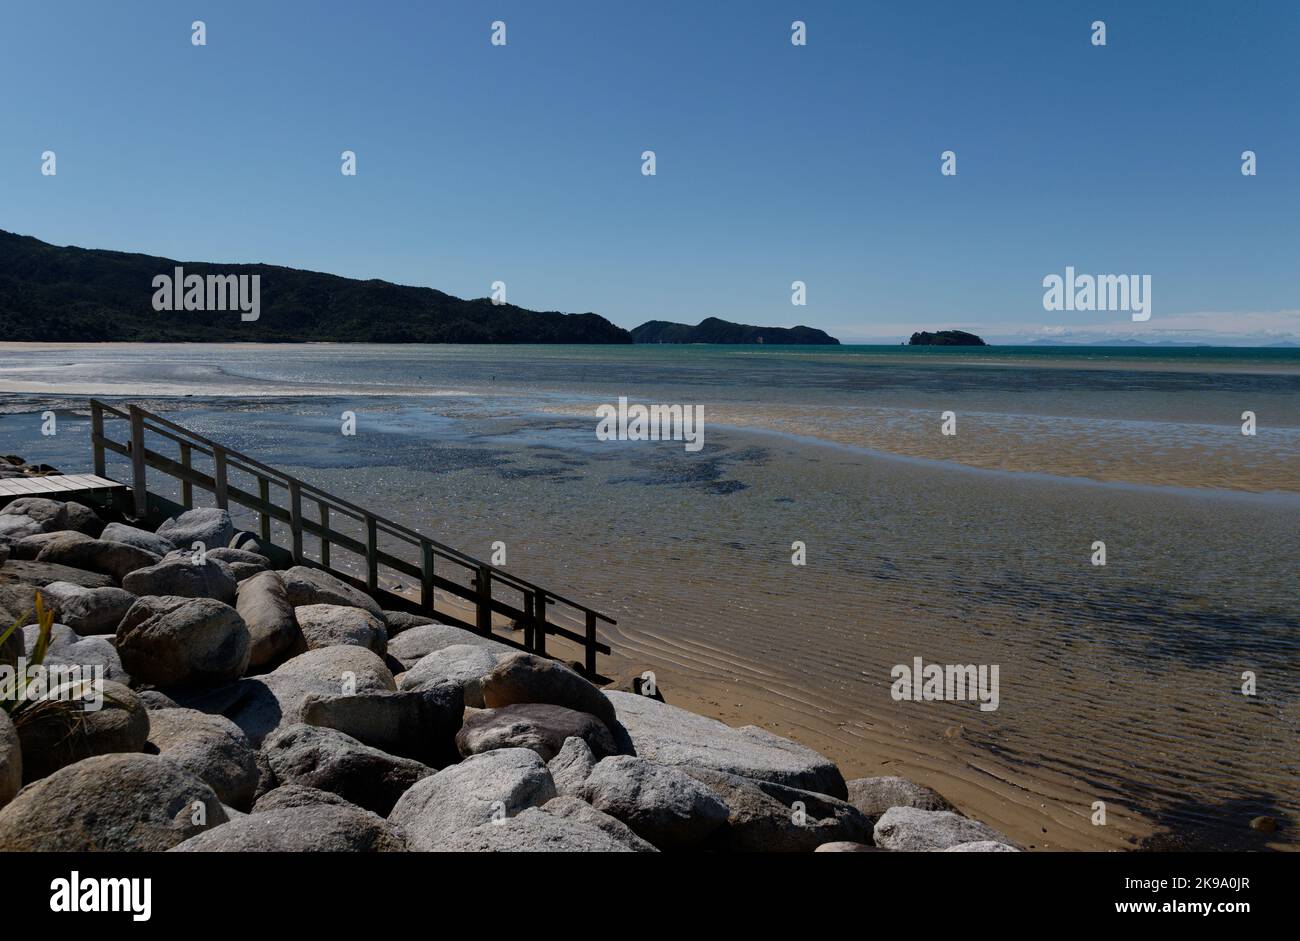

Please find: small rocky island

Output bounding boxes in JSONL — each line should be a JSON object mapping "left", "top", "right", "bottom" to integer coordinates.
{"left": 908, "top": 330, "right": 987, "bottom": 346}
{"left": 632, "top": 317, "right": 839, "bottom": 345}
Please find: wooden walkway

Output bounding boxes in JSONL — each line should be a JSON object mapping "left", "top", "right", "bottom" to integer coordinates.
{"left": 0, "top": 473, "right": 125, "bottom": 500}
{"left": 88, "top": 399, "right": 614, "bottom": 677}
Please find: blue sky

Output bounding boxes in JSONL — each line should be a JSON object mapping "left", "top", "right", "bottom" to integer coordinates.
{"left": 2, "top": 1, "right": 1297, "bottom": 343}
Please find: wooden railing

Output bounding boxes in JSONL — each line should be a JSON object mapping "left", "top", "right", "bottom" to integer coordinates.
{"left": 89, "top": 399, "right": 613, "bottom": 677}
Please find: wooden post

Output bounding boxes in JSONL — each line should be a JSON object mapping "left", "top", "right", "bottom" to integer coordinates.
{"left": 365, "top": 515, "right": 378, "bottom": 593}
{"left": 91, "top": 401, "right": 105, "bottom": 478}
{"left": 521, "top": 592, "right": 534, "bottom": 650}
{"left": 180, "top": 443, "right": 193, "bottom": 509}
{"left": 421, "top": 542, "right": 435, "bottom": 613}
{"left": 532, "top": 590, "right": 547, "bottom": 656}
{"left": 213, "top": 447, "right": 229, "bottom": 510}
{"left": 288, "top": 480, "right": 303, "bottom": 562}
{"left": 129, "top": 405, "right": 147, "bottom": 519}
{"left": 585, "top": 612, "right": 598, "bottom": 677}
{"left": 258, "top": 478, "right": 271, "bottom": 542}
{"left": 475, "top": 565, "right": 492, "bottom": 635}
{"left": 319, "top": 503, "right": 331, "bottom": 568}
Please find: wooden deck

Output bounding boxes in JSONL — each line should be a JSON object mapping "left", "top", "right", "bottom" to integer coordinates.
{"left": 0, "top": 473, "right": 125, "bottom": 499}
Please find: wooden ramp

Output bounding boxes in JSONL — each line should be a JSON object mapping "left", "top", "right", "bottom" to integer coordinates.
{"left": 0, "top": 473, "right": 125, "bottom": 500}
{"left": 88, "top": 399, "right": 615, "bottom": 678}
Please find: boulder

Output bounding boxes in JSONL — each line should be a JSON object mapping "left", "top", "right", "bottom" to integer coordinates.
{"left": 846, "top": 776, "right": 954, "bottom": 816}
{"left": 170, "top": 803, "right": 406, "bottom": 851}
{"left": 116, "top": 596, "right": 251, "bottom": 687}
{"left": 236, "top": 571, "right": 304, "bottom": 670}
{"left": 684, "top": 767, "right": 873, "bottom": 852}
{"left": 387, "top": 622, "right": 514, "bottom": 666}
{"left": 15, "top": 680, "right": 149, "bottom": 782}
{"left": 221, "top": 645, "right": 396, "bottom": 747}
{"left": 873, "top": 806, "right": 1020, "bottom": 852}
{"left": 36, "top": 581, "right": 136, "bottom": 635}
{"left": 577, "top": 755, "right": 729, "bottom": 850}
{"left": 432, "top": 806, "right": 636, "bottom": 852}
{"left": 295, "top": 604, "right": 386, "bottom": 655}
{"left": 138, "top": 689, "right": 180, "bottom": 710}
{"left": 0, "top": 559, "right": 114, "bottom": 589}
{"left": 542, "top": 795, "right": 657, "bottom": 851}
{"left": 605, "top": 668, "right": 666, "bottom": 702}
{"left": 156, "top": 508, "right": 234, "bottom": 552}
{"left": 146, "top": 707, "right": 259, "bottom": 809}
{"left": 0, "top": 753, "right": 226, "bottom": 850}
{"left": 547, "top": 735, "right": 597, "bottom": 796}
{"left": 122, "top": 556, "right": 237, "bottom": 604}
{"left": 301, "top": 686, "right": 463, "bottom": 766}
{"left": 36, "top": 533, "right": 160, "bottom": 582}
{"left": 23, "top": 623, "right": 127, "bottom": 683}
{"left": 457, "top": 702, "right": 618, "bottom": 762}
{"left": 229, "top": 531, "right": 262, "bottom": 553}
{"left": 0, "top": 514, "right": 44, "bottom": 542}
{"left": 1, "top": 497, "right": 101, "bottom": 536}
{"left": 388, "top": 748, "right": 556, "bottom": 850}
{"left": 398, "top": 643, "right": 501, "bottom": 705}
{"left": 605, "top": 690, "right": 847, "bottom": 798}
{"left": 280, "top": 566, "right": 383, "bottom": 619}
{"left": 260, "top": 723, "right": 433, "bottom": 815}
{"left": 815, "top": 841, "right": 879, "bottom": 852}
{"left": 100, "top": 522, "right": 176, "bottom": 558}
{"left": 944, "top": 840, "right": 1020, "bottom": 852}
{"left": 6, "top": 531, "right": 72, "bottom": 560}
{"left": 0, "top": 711, "right": 20, "bottom": 808}
{"left": 481, "top": 652, "right": 617, "bottom": 727}
{"left": 252, "top": 784, "right": 357, "bottom": 813}
{"left": 381, "top": 610, "right": 438, "bottom": 638}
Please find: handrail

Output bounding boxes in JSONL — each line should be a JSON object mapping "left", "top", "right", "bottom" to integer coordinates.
{"left": 89, "top": 399, "right": 614, "bottom": 676}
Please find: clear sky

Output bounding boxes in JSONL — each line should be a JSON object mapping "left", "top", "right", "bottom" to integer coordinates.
{"left": 2, "top": 1, "right": 1297, "bottom": 343}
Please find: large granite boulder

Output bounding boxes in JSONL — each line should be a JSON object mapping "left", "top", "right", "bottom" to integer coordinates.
{"left": 684, "top": 767, "right": 873, "bottom": 852}
{"left": 219, "top": 645, "right": 397, "bottom": 747}
{"left": 36, "top": 533, "right": 160, "bottom": 583}
{"left": 547, "top": 735, "right": 597, "bottom": 796}
{"left": 457, "top": 702, "right": 618, "bottom": 762}
{"left": 387, "top": 622, "right": 514, "bottom": 667}
{"left": 235, "top": 571, "right": 304, "bottom": 670}
{"left": 846, "top": 776, "right": 954, "bottom": 817}
{"left": 156, "top": 508, "right": 234, "bottom": 552}
{"left": 294, "top": 604, "right": 387, "bottom": 656}
{"left": 301, "top": 686, "right": 463, "bottom": 766}
{"left": 0, "top": 711, "right": 20, "bottom": 808}
{"left": 36, "top": 581, "right": 136, "bottom": 635}
{"left": 0, "top": 753, "right": 227, "bottom": 851}
{"left": 22, "top": 622, "right": 127, "bottom": 683}
{"left": 388, "top": 748, "right": 556, "bottom": 850}
{"left": 431, "top": 806, "right": 637, "bottom": 852}
{"left": 251, "top": 784, "right": 357, "bottom": 813}
{"left": 480, "top": 651, "right": 617, "bottom": 727}
{"left": 0, "top": 559, "right": 114, "bottom": 590}
{"left": 146, "top": 707, "right": 259, "bottom": 809}
{"left": 381, "top": 610, "right": 438, "bottom": 638}
{"left": 944, "top": 840, "right": 1020, "bottom": 852}
{"left": 122, "top": 556, "right": 238, "bottom": 604}
{"left": 577, "top": 755, "right": 729, "bottom": 850}
{"left": 6, "top": 531, "right": 73, "bottom": 561}
{"left": 873, "top": 806, "right": 1020, "bottom": 851}
{"left": 100, "top": 522, "right": 176, "bottom": 558}
{"left": 171, "top": 803, "right": 406, "bottom": 852}
{"left": 203, "top": 547, "right": 270, "bottom": 581}
{"left": 398, "top": 643, "right": 502, "bottom": 705}
{"left": 1, "top": 497, "right": 101, "bottom": 537}
{"left": 605, "top": 690, "right": 846, "bottom": 798}
{"left": 542, "top": 795, "right": 657, "bottom": 852}
{"left": 260, "top": 723, "right": 433, "bottom": 815}
{"left": 280, "top": 566, "right": 383, "bottom": 619}
{"left": 116, "top": 596, "right": 251, "bottom": 687}
{"left": 15, "top": 680, "right": 149, "bottom": 782}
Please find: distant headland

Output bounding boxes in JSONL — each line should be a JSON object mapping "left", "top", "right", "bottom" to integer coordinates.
{"left": 631, "top": 317, "right": 839, "bottom": 345}
{"left": 908, "top": 330, "right": 987, "bottom": 346}
{"left": 0, "top": 229, "right": 630, "bottom": 344}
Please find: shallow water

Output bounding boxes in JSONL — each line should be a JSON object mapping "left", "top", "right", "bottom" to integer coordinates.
{"left": 1, "top": 342, "right": 1297, "bottom": 849}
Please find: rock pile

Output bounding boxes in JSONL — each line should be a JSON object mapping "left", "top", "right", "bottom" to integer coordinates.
{"left": 0, "top": 487, "right": 1020, "bottom": 852}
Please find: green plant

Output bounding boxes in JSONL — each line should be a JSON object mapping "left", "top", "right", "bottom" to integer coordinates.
{"left": 0, "top": 589, "right": 54, "bottom": 717}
